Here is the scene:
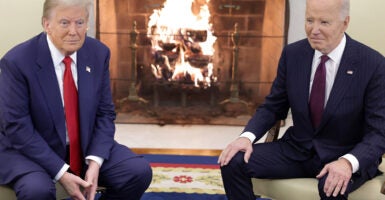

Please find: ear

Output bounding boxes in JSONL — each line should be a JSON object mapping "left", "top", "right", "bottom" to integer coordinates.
{"left": 343, "top": 16, "right": 350, "bottom": 31}
{"left": 42, "top": 17, "right": 51, "bottom": 33}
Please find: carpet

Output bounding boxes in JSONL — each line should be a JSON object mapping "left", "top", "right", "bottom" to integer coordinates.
{"left": 141, "top": 154, "right": 270, "bottom": 200}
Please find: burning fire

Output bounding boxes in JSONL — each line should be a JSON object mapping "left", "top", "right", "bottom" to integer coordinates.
{"left": 147, "top": 0, "right": 217, "bottom": 87}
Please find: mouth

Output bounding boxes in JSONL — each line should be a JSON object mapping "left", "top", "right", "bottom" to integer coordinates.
{"left": 64, "top": 40, "right": 80, "bottom": 45}
{"left": 310, "top": 38, "right": 323, "bottom": 43}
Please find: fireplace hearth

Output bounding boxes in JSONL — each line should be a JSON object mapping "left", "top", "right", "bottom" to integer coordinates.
{"left": 96, "top": 0, "right": 288, "bottom": 125}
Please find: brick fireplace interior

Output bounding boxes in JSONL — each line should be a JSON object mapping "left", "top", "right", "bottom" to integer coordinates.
{"left": 96, "top": 0, "right": 288, "bottom": 125}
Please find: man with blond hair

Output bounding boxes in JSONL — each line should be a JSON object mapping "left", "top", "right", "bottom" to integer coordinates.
{"left": 0, "top": 0, "right": 152, "bottom": 199}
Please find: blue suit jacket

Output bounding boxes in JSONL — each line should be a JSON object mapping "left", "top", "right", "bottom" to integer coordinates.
{"left": 244, "top": 34, "right": 385, "bottom": 178}
{"left": 0, "top": 33, "right": 136, "bottom": 184}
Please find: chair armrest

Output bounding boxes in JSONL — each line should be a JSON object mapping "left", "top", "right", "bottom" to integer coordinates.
{"left": 264, "top": 120, "right": 281, "bottom": 143}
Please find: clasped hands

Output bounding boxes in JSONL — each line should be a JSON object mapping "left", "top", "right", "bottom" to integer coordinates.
{"left": 59, "top": 160, "right": 100, "bottom": 200}
{"left": 218, "top": 137, "right": 353, "bottom": 197}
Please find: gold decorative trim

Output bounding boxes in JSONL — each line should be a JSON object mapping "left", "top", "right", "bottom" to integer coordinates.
{"left": 132, "top": 148, "right": 221, "bottom": 156}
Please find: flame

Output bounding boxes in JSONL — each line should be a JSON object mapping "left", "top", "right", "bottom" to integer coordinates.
{"left": 147, "top": 0, "right": 216, "bottom": 87}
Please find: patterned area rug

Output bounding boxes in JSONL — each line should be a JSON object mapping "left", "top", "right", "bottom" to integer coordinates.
{"left": 141, "top": 154, "right": 226, "bottom": 200}
{"left": 141, "top": 154, "right": 270, "bottom": 200}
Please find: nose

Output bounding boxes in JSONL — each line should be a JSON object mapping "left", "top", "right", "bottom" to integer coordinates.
{"left": 310, "top": 23, "right": 321, "bottom": 35}
{"left": 68, "top": 23, "right": 77, "bottom": 35}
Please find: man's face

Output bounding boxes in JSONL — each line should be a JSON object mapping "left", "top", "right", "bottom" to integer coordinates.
{"left": 43, "top": 5, "right": 88, "bottom": 56}
{"left": 305, "top": 0, "right": 349, "bottom": 54}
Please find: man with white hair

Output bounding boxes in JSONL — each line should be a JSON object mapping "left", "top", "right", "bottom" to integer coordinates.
{"left": 219, "top": 0, "right": 385, "bottom": 199}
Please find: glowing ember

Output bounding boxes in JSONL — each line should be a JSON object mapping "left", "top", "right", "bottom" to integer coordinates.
{"left": 147, "top": 0, "right": 217, "bottom": 87}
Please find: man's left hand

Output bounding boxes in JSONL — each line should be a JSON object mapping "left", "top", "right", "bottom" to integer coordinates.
{"left": 83, "top": 160, "right": 100, "bottom": 200}
{"left": 316, "top": 158, "right": 353, "bottom": 197}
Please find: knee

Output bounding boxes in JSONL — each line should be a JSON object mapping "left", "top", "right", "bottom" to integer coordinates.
{"left": 220, "top": 152, "right": 245, "bottom": 173}
{"left": 121, "top": 158, "right": 153, "bottom": 191}
{"left": 114, "top": 158, "right": 152, "bottom": 200}
{"left": 99, "top": 157, "right": 153, "bottom": 200}
{"left": 317, "top": 175, "right": 329, "bottom": 198}
{"left": 229, "top": 151, "right": 246, "bottom": 165}
{"left": 317, "top": 175, "right": 348, "bottom": 200}
{"left": 134, "top": 159, "right": 153, "bottom": 189}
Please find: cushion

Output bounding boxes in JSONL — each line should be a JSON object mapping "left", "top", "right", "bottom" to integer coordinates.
{"left": 252, "top": 162, "right": 385, "bottom": 200}
{"left": 0, "top": 183, "right": 68, "bottom": 200}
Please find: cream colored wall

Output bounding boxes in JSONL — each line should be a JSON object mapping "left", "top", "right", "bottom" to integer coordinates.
{"left": 1, "top": 0, "right": 384, "bottom": 57}
{"left": 347, "top": 0, "right": 385, "bottom": 55}
{"left": 0, "top": 0, "right": 44, "bottom": 57}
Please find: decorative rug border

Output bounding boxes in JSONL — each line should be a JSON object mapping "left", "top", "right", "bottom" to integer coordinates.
{"left": 132, "top": 148, "right": 222, "bottom": 156}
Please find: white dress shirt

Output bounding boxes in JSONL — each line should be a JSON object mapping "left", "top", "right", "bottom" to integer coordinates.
{"left": 240, "top": 35, "right": 359, "bottom": 173}
{"left": 46, "top": 35, "right": 104, "bottom": 181}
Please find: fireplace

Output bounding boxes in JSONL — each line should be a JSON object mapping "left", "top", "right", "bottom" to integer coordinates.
{"left": 96, "top": 0, "right": 288, "bottom": 125}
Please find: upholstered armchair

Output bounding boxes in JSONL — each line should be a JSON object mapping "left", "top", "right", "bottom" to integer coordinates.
{"left": 0, "top": 183, "right": 105, "bottom": 200}
{"left": 252, "top": 121, "right": 385, "bottom": 200}
{"left": 0, "top": 184, "right": 69, "bottom": 200}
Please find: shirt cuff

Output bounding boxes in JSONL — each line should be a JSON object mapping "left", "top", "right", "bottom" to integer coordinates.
{"left": 240, "top": 131, "right": 256, "bottom": 143}
{"left": 341, "top": 154, "right": 359, "bottom": 173}
{"left": 54, "top": 164, "right": 70, "bottom": 182}
{"left": 85, "top": 155, "right": 104, "bottom": 167}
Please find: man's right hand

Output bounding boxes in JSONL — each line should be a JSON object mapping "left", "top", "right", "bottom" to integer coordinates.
{"left": 218, "top": 137, "right": 253, "bottom": 167}
{"left": 59, "top": 172, "right": 91, "bottom": 200}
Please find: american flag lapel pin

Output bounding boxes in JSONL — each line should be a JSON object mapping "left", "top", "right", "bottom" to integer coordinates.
{"left": 86, "top": 66, "right": 91, "bottom": 73}
{"left": 346, "top": 70, "right": 353, "bottom": 75}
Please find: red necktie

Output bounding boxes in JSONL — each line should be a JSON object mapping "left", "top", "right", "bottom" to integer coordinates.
{"left": 63, "top": 56, "right": 82, "bottom": 176}
{"left": 309, "top": 55, "right": 329, "bottom": 128}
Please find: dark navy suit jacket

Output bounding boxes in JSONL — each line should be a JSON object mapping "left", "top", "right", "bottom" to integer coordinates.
{"left": 243, "top": 34, "right": 385, "bottom": 178}
{"left": 0, "top": 32, "right": 136, "bottom": 184}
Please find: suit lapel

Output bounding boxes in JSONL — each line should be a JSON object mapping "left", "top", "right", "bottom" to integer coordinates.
{"left": 318, "top": 37, "right": 358, "bottom": 129}
{"left": 35, "top": 34, "right": 67, "bottom": 147}
{"left": 76, "top": 44, "right": 93, "bottom": 148}
{"left": 297, "top": 44, "right": 315, "bottom": 128}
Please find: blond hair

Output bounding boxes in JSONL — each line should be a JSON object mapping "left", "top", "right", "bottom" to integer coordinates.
{"left": 42, "top": 0, "right": 91, "bottom": 24}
